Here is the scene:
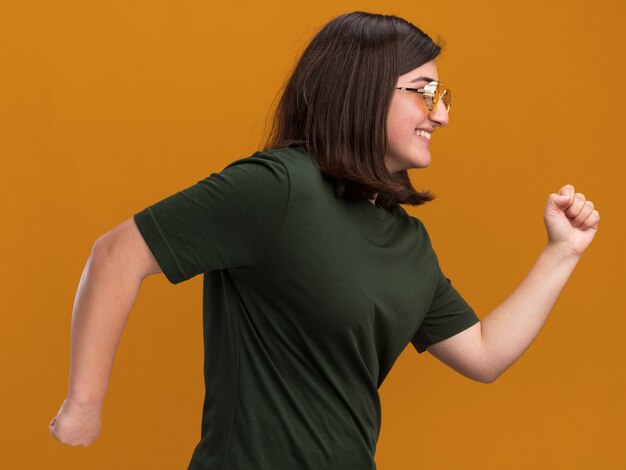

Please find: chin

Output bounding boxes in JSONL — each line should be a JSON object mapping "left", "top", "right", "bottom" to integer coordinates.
{"left": 406, "top": 153, "right": 431, "bottom": 170}
{"left": 386, "top": 150, "right": 431, "bottom": 172}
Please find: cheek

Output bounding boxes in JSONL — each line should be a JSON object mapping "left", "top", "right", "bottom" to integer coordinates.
{"left": 388, "top": 100, "right": 426, "bottom": 135}
{"left": 387, "top": 114, "right": 414, "bottom": 144}
{"left": 386, "top": 105, "right": 411, "bottom": 141}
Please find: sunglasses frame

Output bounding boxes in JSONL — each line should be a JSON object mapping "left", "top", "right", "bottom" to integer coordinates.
{"left": 395, "top": 80, "right": 451, "bottom": 113}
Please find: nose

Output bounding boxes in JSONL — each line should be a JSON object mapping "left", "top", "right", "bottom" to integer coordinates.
{"left": 430, "top": 99, "right": 449, "bottom": 127}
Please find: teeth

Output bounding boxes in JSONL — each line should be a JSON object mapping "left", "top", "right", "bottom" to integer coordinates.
{"left": 416, "top": 129, "right": 431, "bottom": 140}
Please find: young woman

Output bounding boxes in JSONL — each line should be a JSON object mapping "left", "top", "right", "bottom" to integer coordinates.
{"left": 49, "top": 11, "right": 600, "bottom": 469}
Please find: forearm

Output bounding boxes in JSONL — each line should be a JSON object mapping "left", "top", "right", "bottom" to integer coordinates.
{"left": 481, "top": 243, "right": 581, "bottom": 381}
{"left": 66, "top": 241, "right": 143, "bottom": 406}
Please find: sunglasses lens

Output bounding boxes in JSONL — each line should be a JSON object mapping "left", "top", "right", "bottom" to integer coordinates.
{"left": 428, "top": 84, "right": 451, "bottom": 113}
{"left": 442, "top": 88, "right": 451, "bottom": 112}
{"left": 420, "top": 82, "right": 451, "bottom": 113}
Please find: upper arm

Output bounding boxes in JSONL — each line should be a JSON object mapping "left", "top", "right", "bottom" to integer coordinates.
{"left": 128, "top": 152, "right": 290, "bottom": 284}
{"left": 425, "top": 321, "right": 493, "bottom": 383}
{"left": 94, "top": 217, "right": 163, "bottom": 280}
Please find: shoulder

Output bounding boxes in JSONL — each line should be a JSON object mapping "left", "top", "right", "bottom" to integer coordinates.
{"left": 395, "top": 206, "right": 424, "bottom": 232}
{"left": 220, "top": 146, "right": 314, "bottom": 182}
{"left": 216, "top": 148, "right": 297, "bottom": 187}
{"left": 398, "top": 209, "right": 437, "bottom": 251}
{"left": 257, "top": 146, "right": 316, "bottom": 172}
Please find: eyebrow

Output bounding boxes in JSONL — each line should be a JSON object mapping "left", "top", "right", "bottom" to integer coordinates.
{"left": 409, "top": 76, "right": 437, "bottom": 83}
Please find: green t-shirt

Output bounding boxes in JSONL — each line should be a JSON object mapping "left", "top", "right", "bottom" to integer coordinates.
{"left": 133, "top": 145, "right": 480, "bottom": 469}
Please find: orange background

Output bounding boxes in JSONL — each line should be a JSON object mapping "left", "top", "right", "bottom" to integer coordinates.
{"left": 2, "top": 0, "right": 624, "bottom": 468}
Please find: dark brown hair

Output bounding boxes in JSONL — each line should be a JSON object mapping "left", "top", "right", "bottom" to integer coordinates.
{"left": 262, "top": 11, "right": 446, "bottom": 209}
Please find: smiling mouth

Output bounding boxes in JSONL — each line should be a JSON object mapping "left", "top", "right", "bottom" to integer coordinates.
{"left": 415, "top": 129, "right": 431, "bottom": 140}
{"left": 415, "top": 130, "right": 431, "bottom": 144}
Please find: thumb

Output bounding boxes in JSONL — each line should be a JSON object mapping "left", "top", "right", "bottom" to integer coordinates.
{"left": 554, "top": 193, "right": 571, "bottom": 208}
{"left": 49, "top": 417, "right": 58, "bottom": 439}
{"left": 556, "top": 184, "right": 575, "bottom": 206}
{"left": 547, "top": 193, "right": 571, "bottom": 214}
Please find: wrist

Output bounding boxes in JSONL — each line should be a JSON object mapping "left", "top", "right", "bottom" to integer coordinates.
{"left": 545, "top": 241, "right": 582, "bottom": 262}
{"left": 66, "top": 393, "right": 105, "bottom": 409}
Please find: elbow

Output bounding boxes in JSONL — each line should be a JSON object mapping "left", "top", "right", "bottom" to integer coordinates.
{"left": 478, "top": 368, "right": 502, "bottom": 384}
{"left": 474, "top": 372, "right": 496, "bottom": 384}
{"left": 479, "top": 374, "right": 498, "bottom": 384}
{"left": 477, "top": 337, "right": 501, "bottom": 384}
{"left": 475, "top": 357, "right": 500, "bottom": 384}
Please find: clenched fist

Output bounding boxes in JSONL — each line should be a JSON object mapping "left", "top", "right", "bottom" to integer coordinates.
{"left": 544, "top": 184, "right": 600, "bottom": 258}
{"left": 49, "top": 398, "right": 102, "bottom": 447}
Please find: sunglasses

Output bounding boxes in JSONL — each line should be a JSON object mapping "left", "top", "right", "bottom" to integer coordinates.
{"left": 395, "top": 80, "right": 451, "bottom": 113}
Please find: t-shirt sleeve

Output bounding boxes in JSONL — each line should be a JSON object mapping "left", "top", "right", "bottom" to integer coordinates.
{"left": 410, "top": 229, "right": 480, "bottom": 354}
{"left": 132, "top": 151, "right": 289, "bottom": 284}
